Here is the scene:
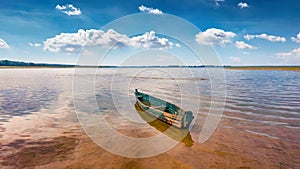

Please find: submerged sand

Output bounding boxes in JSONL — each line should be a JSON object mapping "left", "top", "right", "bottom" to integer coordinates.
{"left": 0, "top": 107, "right": 299, "bottom": 169}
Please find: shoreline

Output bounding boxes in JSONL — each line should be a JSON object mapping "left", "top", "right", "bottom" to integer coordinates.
{"left": 1, "top": 66, "right": 300, "bottom": 71}
{"left": 0, "top": 66, "right": 75, "bottom": 69}
{"left": 225, "top": 66, "right": 300, "bottom": 71}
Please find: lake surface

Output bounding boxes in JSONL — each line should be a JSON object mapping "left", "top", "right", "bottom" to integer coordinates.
{"left": 0, "top": 68, "right": 299, "bottom": 168}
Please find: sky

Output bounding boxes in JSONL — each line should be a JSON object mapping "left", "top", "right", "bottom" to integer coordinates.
{"left": 0, "top": 0, "right": 300, "bottom": 65}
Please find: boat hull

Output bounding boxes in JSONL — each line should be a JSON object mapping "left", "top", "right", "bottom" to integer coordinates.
{"left": 134, "top": 89, "right": 194, "bottom": 129}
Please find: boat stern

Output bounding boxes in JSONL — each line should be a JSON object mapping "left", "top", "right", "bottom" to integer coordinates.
{"left": 182, "top": 111, "right": 194, "bottom": 128}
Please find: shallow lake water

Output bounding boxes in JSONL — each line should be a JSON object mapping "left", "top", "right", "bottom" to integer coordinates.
{"left": 0, "top": 68, "right": 299, "bottom": 168}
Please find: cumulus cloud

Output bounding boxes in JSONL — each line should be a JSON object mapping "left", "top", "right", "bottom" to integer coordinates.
{"left": 276, "top": 48, "right": 300, "bottom": 64}
{"left": 0, "top": 39, "right": 9, "bottom": 48}
{"left": 29, "top": 42, "right": 41, "bottom": 47}
{"left": 195, "top": 28, "right": 236, "bottom": 46}
{"left": 276, "top": 48, "right": 300, "bottom": 58}
{"left": 130, "top": 31, "right": 176, "bottom": 48}
{"left": 56, "top": 4, "right": 81, "bottom": 16}
{"left": 235, "top": 41, "right": 256, "bottom": 49}
{"left": 291, "top": 32, "right": 300, "bottom": 43}
{"left": 244, "top": 33, "right": 286, "bottom": 42}
{"left": 138, "top": 5, "right": 163, "bottom": 14}
{"left": 237, "top": 2, "right": 249, "bottom": 8}
{"left": 229, "top": 56, "right": 241, "bottom": 63}
{"left": 44, "top": 29, "right": 177, "bottom": 52}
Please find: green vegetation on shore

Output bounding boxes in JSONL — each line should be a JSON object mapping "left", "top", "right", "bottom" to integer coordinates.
{"left": 0, "top": 60, "right": 74, "bottom": 68}
{"left": 1, "top": 60, "right": 300, "bottom": 71}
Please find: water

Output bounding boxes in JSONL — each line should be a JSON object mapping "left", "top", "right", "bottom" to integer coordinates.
{"left": 1, "top": 68, "right": 300, "bottom": 140}
{"left": 89, "top": 68, "right": 300, "bottom": 144}
{"left": 223, "top": 70, "right": 300, "bottom": 142}
{"left": 0, "top": 68, "right": 300, "bottom": 166}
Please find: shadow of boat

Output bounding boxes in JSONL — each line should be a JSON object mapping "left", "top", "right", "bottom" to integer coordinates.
{"left": 135, "top": 102, "right": 194, "bottom": 147}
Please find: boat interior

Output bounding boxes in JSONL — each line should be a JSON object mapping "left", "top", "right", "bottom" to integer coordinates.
{"left": 136, "top": 91, "right": 181, "bottom": 116}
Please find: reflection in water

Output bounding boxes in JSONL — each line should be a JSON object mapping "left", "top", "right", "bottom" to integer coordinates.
{"left": 135, "top": 102, "right": 194, "bottom": 147}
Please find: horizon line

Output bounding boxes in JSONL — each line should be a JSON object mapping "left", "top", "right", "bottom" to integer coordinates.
{"left": 1, "top": 59, "right": 300, "bottom": 67}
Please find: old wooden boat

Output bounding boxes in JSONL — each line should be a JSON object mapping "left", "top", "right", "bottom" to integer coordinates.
{"left": 134, "top": 89, "right": 194, "bottom": 128}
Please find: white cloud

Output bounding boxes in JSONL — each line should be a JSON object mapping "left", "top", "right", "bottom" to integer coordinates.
{"left": 235, "top": 41, "right": 256, "bottom": 49}
{"left": 244, "top": 33, "right": 286, "bottom": 42}
{"left": 56, "top": 4, "right": 81, "bottom": 16}
{"left": 29, "top": 42, "right": 41, "bottom": 47}
{"left": 276, "top": 48, "right": 300, "bottom": 58}
{"left": 237, "top": 2, "right": 249, "bottom": 8}
{"left": 291, "top": 32, "right": 300, "bottom": 43}
{"left": 212, "top": 0, "right": 224, "bottom": 6}
{"left": 0, "top": 38, "right": 9, "bottom": 48}
{"left": 138, "top": 5, "right": 163, "bottom": 14}
{"left": 195, "top": 28, "right": 236, "bottom": 46}
{"left": 44, "top": 29, "right": 177, "bottom": 52}
{"left": 275, "top": 47, "right": 300, "bottom": 64}
{"left": 130, "top": 31, "right": 175, "bottom": 48}
{"left": 229, "top": 56, "right": 241, "bottom": 63}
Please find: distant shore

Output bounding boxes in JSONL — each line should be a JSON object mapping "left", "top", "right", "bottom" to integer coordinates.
{"left": 1, "top": 66, "right": 300, "bottom": 72}
{"left": 1, "top": 59, "right": 300, "bottom": 71}
{"left": 225, "top": 66, "right": 300, "bottom": 72}
{"left": 0, "top": 66, "right": 75, "bottom": 69}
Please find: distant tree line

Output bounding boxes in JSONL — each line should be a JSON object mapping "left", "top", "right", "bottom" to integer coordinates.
{"left": 0, "top": 60, "right": 74, "bottom": 67}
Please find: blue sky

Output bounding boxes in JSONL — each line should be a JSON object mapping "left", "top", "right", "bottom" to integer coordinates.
{"left": 0, "top": 0, "right": 300, "bottom": 65}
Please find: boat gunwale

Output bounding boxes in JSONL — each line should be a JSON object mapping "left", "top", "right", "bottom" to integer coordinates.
{"left": 135, "top": 91, "right": 185, "bottom": 115}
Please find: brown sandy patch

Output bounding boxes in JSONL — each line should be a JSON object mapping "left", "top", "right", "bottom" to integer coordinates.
{"left": 63, "top": 133, "right": 195, "bottom": 169}
{"left": 1, "top": 121, "right": 300, "bottom": 169}
{"left": 167, "top": 126, "right": 300, "bottom": 169}
{"left": 1, "top": 136, "right": 78, "bottom": 168}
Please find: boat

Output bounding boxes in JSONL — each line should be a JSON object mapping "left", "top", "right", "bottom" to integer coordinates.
{"left": 134, "top": 89, "right": 194, "bottom": 129}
